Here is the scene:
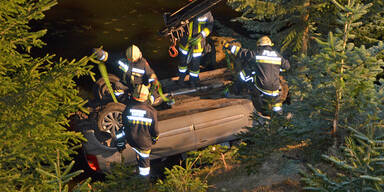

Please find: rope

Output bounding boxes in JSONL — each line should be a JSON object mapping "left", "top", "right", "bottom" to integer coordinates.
{"left": 97, "top": 61, "right": 118, "bottom": 103}
{"left": 153, "top": 80, "right": 175, "bottom": 104}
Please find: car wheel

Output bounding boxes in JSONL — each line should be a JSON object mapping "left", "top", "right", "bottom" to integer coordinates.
{"left": 96, "top": 102, "right": 126, "bottom": 147}
{"left": 93, "top": 74, "right": 123, "bottom": 104}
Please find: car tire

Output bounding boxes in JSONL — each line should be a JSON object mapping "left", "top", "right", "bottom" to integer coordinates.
{"left": 93, "top": 74, "right": 123, "bottom": 105}
{"left": 96, "top": 102, "right": 126, "bottom": 147}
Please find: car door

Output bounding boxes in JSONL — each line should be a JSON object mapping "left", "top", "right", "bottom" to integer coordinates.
{"left": 150, "top": 115, "right": 196, "bottom": 159}
{"left": 193, "top": 100, "right": 253, "bottom": 148}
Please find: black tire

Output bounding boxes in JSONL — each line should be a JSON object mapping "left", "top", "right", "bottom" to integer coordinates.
{"left": 96, "top": 102, "right": 126, "bottom": 147}
{"left": 93, "top": 74, "right": 125, "bottom": 104}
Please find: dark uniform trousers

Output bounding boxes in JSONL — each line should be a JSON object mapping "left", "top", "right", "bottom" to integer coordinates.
{"left": 177, "top": 11, "right": 214, "bottom": 84}
{"left": 229, "top": 45, "right": 290, "bottom": 116}
{"left": 122, "top": 100, "right": 159, "bottom": 177}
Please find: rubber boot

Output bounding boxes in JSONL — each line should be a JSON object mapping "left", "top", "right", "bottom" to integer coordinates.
{"left": 176, "top": 72, "right": 187, "bottom": 86}
{"left": 189, "top": 76, "right": 200, "bottom": 88}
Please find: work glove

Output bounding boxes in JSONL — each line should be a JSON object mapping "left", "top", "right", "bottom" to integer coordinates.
{"left": 188, "top": 33, "right": 203, "bottom": 46}
{"left": 92, "top": 48, "right": 108, "bottom": 62}
{"left": 152, "top": 136, "right": 159, "bottom": 145}
{"left": 115, "top": 127, "right": 126, "bottom": 152}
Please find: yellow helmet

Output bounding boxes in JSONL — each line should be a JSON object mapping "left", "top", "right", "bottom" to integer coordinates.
{"left": 132, "top": 84, "right": 150, "bottom": 102}
{"left": 126, "top": 44, "right": 142, "bottom": 62}
{"left": 257, "top": 36, "right": 273, "bottom": 46}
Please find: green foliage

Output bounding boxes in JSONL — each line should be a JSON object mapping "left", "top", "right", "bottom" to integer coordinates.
{"left": 36, "top": 150, "right": 91, "bottom": 192}
{"left": 0, "top": 0, "right": 95, "bottom": 191}
{"left": 187, "top": 144, "right": 240, "bottom": 169}
{"left": 226, "top": 0, "right": 384, "bottom": 56}
{"left": 351, "top": 0, "right": 384, "bottom": 46}
{"left": 301, "top": 125, "right": 384, "bottom": 191}
{"left": 156, "top": 158, "right": 208, "bottom": 192}
{"left": 288, "top": 0, "right": 384, "bottom": 136}
{"left": 237, "top": 113, "right": 294, "bottom": 174}
{"left": 226, "top": 0, "right": 334, "bottom": 55}
{"left": 92, "top": 163, "right": 152, "bottom": 192}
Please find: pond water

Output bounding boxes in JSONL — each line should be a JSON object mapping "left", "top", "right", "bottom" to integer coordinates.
{"left": 37, "top": 0, "right": 243, "bottom": 84}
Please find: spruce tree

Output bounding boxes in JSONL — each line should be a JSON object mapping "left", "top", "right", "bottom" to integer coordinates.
{"left": 226, "top": 0, "right": 384, "bottom": 57}
{"left": 0, "top": 0, "right": 94, "bottom": 191}
{"left": 352, "top": 0, "right": 384, "bottom": 46}
{"left": 301, "top": 125, "right": 384, "bottom": 191}
{"left": 288, "top": 0, "right": 384, "bottom": 137}
{"left": 226, "top": 0, "right": 337, "bottom": 55}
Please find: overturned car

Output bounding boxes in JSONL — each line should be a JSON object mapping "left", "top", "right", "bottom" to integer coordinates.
{"left": 72, "top": 67, "right": 260, "bottom": 172}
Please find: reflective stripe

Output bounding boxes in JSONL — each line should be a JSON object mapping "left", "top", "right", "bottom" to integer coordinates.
{"left": 114, "top": 91, "right": 124, "bottom": 96}
{"left": 192, "top": 52, "right": 202, "bottom": 57}
{"left": 178, "top": 66, "right": 187, "bottom": 73}
{"left": 178, "top": 68, "right": 187, "bottom": 73}
{"left": 254, "top": 84, "right": 279, "bottom": 96}
{"left": 189, "top": 71, "right": 199, "bottom": 77}
{"left": 239, "top": 71, "right": 253, "bottom": 82}
{"left": 262, "top": 50, "right": 277, "bottom": 56}
{"left": 255, "top": 56, "right": 282, "bottom": 65}
{"left": 201, "top": 28, "right": 210, "bottom": 38}
{"left": 273, "top": 106, "right": 282, "bottom": 112}
{"left": 231, "top": 46, "right": 237, "bottom": 54}
{"left": 132, "top": 148, "right": 150, "bottom": 158}
{"left": 130, "top": 109, "right": 146, "bottom": 117}
{"left": 201, "top": 31, "right": 207, "bottom": 38}
{"left": 118, "top": 60, "right": 129, "bottom": 72}
{"left": 99, "top": 51, "right": 108, "bottom": 61}
{"left": 179, "top": 48, "right": 188, "bottom": 55}
{"left": 139, "top": 167, "right": 150, "bottom": 176}
{"left": 239, "top": 71, "right": 246, "bottom": 81}
{"left": 116, "top": 131, "right": 125, "bottom": 139}
{"left": 128, "top": 116, "right": 153, "bottom": 123}
{"left": 197, "top": 17, "right": 208, "bottom": 22}
{"left": 230, "top": 46, "right": 240, "bottom": 55}
{"left": 132, "top": 67, "right": 145, "bottom": 74}
{"left": 149, "top": 78, "right": 155, "bottom": 83}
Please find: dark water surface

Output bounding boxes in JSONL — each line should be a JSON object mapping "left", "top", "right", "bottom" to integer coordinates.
{"left": 38, "top": 0, "right": 241, "bottom": 81}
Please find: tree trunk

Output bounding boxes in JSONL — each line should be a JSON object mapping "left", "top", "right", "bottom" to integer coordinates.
{"left": 301, "top": 0, "right": 310, "bottom": 55}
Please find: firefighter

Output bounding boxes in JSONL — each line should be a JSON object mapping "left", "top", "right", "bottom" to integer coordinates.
{"left": 176, "top": 10, "right": 214, "bottom": 87}
{"left": 115, "top": 84, "right": 159, "bottom": 178}
{"left": 223, "top": 36, "right": 290, "bottom": 119}
{"left": 93, "top": 45, "right": 159, "bottom": 103}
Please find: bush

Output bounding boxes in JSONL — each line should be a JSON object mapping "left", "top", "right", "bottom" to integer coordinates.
{"left": 156, "top": 158, "right": 208, "bottom": 192}
{"left": 91, "top": 163, "right": 153, "bottom": 192}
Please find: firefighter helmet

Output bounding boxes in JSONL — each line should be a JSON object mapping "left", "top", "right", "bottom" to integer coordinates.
{"left": 257, "top": 36, "right": 273, "bottom": 46}
{"left": 132, "top": 84, "right": 150, "bottom": 102}
{"left": 126, "top": 44, "right": 142, "bottom": 62}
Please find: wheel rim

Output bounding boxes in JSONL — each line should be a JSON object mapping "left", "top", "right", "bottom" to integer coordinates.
{"left": 100, "top": 111, "right": 123, "bottom": 146}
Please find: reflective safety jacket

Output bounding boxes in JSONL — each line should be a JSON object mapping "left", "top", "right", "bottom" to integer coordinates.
{"left": 229, "top": 45, "right": 290, "bottom": 96}
{"left": 179, "top": 11, "right": 214, "bottom": 56}
{"left": 114, "top": 57, "right": 157, "bottom": 87}
{"left": 122, "top": 100, "right": 159, "bottom": 150}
